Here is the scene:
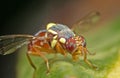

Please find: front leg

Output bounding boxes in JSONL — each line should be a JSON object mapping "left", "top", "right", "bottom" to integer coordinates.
{"left": 71, "top": 46, "right": 97, "bottom": 69}
{"left": 54, "top": 42, "right": 67, "bottom": 57}
{"left": 83, "top": 47, "right": 97, "bottom": 69}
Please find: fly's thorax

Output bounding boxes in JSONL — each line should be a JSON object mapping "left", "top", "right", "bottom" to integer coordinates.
{"left": 46, "top": 23, "right": 75, "bottom": 39}
{"left": 46, "top": 23, "right": 76, "bottom": 49}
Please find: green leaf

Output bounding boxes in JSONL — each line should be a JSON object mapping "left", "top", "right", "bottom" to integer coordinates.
{"left": 16, "top": 17, "right": 120, "bottom": 78}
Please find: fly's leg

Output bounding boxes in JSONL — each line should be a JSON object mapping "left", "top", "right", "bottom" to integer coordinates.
{"left": 83, "top": 48, "right": 98, "bottom": 69}
{"left": 31, "top": 46, "right": 50, "bottom": 74}
{"left": 71, "top": 46, "right": 97, "bottom": 69}
{"left": 26, "top": 53, "right": 36, "bottom": 78}
{"left": 55, "top": 42, "right": 67, "bottom": 57}
{"left": 86, "top": 49, "right": 96, "bottom": 55}
{"left": 71, "top": 46, "right": 83, "bottom": 61}
{"left": 27, "top": 45, "right": 51, "bottom": 78}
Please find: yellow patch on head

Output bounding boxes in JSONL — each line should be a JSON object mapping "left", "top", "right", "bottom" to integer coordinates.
{"left": 47, "top": 23, "right": 56, "bottom": 30}
{"left": 59, "top": 38, "right": 66, "bottom": 44}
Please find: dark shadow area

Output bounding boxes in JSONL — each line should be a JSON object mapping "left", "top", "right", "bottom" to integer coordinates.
{"left": 0, "top": 0, "right": 47, "bottom": 78}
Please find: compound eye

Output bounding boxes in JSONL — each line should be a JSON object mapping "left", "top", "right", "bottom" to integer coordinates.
{"left": 65, "top": 37, "right": 76, "bottom": 52}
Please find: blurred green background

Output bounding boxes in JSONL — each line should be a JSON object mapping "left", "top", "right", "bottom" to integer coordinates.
{"left": 0, "top": 0, "right": 120, "bottom": 78}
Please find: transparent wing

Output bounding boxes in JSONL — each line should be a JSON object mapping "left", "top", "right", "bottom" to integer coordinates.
{"left": 71, "top": 11, "right": 100, "bottom": 35}
{"left": 0, "top": 34, "right": 34, "bottom": 55}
